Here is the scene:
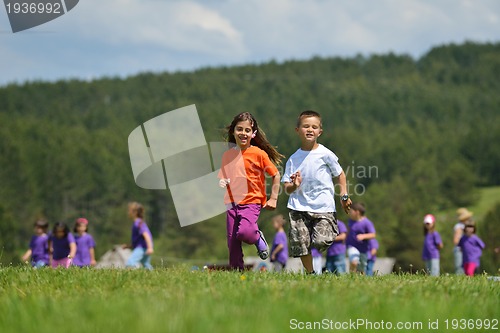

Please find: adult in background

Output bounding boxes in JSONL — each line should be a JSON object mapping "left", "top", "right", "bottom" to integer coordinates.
{"left": 453, "top": 208, "right": 473, "bottom": 275}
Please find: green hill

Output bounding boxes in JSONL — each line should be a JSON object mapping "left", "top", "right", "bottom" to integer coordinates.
{"left": 0, "top": 41, "right": 499, "bottom": 273}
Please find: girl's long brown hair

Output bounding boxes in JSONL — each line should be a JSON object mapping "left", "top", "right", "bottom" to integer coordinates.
{"left": 225, "top": 112, "right": 284, "bottom": 165}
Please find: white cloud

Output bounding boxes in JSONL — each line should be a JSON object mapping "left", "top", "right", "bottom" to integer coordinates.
{"left": 71, "top": 0, "right": 247, "bottom": 57}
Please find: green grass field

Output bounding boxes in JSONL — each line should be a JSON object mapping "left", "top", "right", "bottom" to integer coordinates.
{"left": 0, "top": 267, "right": 499, "bottom": 333}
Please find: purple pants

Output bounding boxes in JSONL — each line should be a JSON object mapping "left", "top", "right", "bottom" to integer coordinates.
{"left": 226, "top": 204, "right": 261, "bottom": 270}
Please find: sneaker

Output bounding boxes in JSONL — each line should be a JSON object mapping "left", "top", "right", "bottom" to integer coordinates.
{"left": 256, "top": 230, "right": 269, "bottom": 260}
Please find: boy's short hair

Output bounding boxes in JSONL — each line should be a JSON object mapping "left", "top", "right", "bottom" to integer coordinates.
{"left": 351, "top": 202, "right": 366, "bottom": 216}
{"left": 296, "top": 110, "right": 322, "bottom": 128}
{"left": 272, "top": 214, "right": 286, "bottom": 226}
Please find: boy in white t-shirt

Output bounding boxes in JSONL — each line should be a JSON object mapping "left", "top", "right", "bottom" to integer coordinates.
{"left": 282, "top": 110, "right": 352, "bottom": 274}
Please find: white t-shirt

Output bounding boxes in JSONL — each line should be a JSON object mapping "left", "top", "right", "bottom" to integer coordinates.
{"left": 281, "top": 144, "right": 343, "bottom": 213}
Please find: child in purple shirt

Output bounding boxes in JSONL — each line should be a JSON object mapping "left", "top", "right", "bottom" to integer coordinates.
{"left": 270, "top": 215, "right": 288, "bottom": 272}
{"left": 73, "top": 218, "right": 96, "bottom": 267}
{"left": 422, "top": 214, "right": 443, "bottom": 276}
{"left": 326, "top": 220, "right": 347, "bottom": 275}
{"left": 22, "top": 219, "right": 50, "bottom": 268}
{"left": 346, "top": 203, "right": 376, "bottom": 274}
{"left": 125, "top": 202, "right": 154, "bottom": 270}
{"left": 49, "top": 222, "right": 76, "bottom": 268}
{"left": 366, "top": 238, "right": 379, "bottom": 276}
{"left": 458, "top": 221, "right": 485, "bottom": 276}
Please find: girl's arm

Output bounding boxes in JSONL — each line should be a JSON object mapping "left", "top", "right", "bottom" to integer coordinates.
{"left": 271, "top": 243, "right": 284, "bottom": 261}
{"left": 68, "top": 242, "right": 77, "bottom": 258}
{"left": 89, "top": 247, "right": 96, "bottom": 266}
{"left": 357, "top": 233, "right": 376, "bottom": 241}
{"left": 438, "top": 242, "right": 444, "bottom": 250}
{"left": 143, "top": 232, "right": 154, "bottom": 255}
{"left": 264, "top": 172, "right": 281, "bottom": 210}
{"left": 335, "top": 233, "right": 347, "bottom": 241}
{"left": 21, "top": 249, "right": 32, "bottom": 262}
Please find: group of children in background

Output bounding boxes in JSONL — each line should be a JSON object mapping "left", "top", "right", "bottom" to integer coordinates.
{"left": 423, "top": 208, "right": 485, "bottom": 276}
{"left": 22, "top": 218, "right": 95, "bottom": 268}
{"left": 22, "top": 201, "right": 154, "bottom": 270}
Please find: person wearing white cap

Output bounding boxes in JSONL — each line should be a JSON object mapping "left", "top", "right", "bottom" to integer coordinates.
{"left": 453, "top": 208, "right": 473, "bottom": 275}
{"left": 422, "top": 214, "right": 443, "bottom": 276}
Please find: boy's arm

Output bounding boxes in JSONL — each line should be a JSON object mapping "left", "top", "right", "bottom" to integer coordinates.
{"left": 357, "top": 233, "right": 376, "bottom": 241}
{"left": 143, "top": 232, "right": 154, "bottom": 255}
{"left": 333, "top": 171, "right": 352, "bottom": 214}
{"left": 283, "top": 170, "right": 302, "bottom": 195}
{"left": 21, "top": 249, "right": 32, "bottom": 262}
{"left": 264, "top": 172, "right": 281, "bottom": 210}
{"left": 271, "top": 244, "right": 284, "bottom": 260}
{"left": 335, "top": 233, "right": 347, "bottom": 241}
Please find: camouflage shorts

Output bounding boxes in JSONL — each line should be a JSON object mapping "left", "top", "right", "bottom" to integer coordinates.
{"left": 288, "top": 210, "right": 339, "bottom": 257}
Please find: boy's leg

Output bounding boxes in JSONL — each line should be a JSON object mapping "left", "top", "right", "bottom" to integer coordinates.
{"left": 310, "top": 213, "right": 338, "bottom": 252}
{"left": 358, "top": 253, "right": 368, "bottom": 274}
{"left": 334, "top": 254, "right": 347, "bottom": 274}
{"left": 454, "top": 247, "right": 464, "bottom": 275}
{"left": 227, "top": 206, "right": 244, "bottom": 270}
{"left": 300, "top": 254, "right": 314, "bottom": 273}
{"left": 312, "top": 256, "right": 323, "bottom": 275}
{"left": 430, "top": 259, "right": 440, "bottom": 276}
{"left": 325, "top": 256, "right": 334, "bottom": 273}
{"left": 288, "top": 210, "right": 313, "bottom": 273}
{"left": 366, "top": 259, "right": 374, "bottom": 276}
{"left": 141, "top": 255, "right": 153, "bottom": 270}
{"left": 126, "top": 247, "right": 144, "bottom": 268}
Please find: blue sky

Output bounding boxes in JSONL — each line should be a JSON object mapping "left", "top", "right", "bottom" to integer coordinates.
{"left": 1, "top": 0, "right": 499, "bottom": 86}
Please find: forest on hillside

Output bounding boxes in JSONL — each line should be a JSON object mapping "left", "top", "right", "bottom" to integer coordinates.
{"left": 0, "top": 41, "right": 499, "bottom": 273}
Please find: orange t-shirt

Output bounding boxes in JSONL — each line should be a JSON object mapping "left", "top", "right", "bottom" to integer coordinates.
{"left": 219, "top": 146, "right": 279, "bottom": 206}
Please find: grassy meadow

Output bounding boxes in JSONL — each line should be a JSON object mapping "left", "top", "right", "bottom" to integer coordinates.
{"left": 0, "top": 266, "right": 499, "bottom": 333}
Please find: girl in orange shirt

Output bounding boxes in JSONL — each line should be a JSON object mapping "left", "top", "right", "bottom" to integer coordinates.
{"left": 219, "top": 112, "right": 283, "bottom": 270}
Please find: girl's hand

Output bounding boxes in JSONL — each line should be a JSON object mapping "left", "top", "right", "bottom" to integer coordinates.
{"left": 263, "top": 198, "right": 277, "bottom": 210}
{"left": 146, "top": 248, "right": 154, "bottom": 255}
{"left": 21, "top": 254, "right": 29, "bottom": 262}
{"left": 219, "top": 178, "right": 230, "bottom": 188}
{"left": 290, "top": 171, "right": 302, "bottom": 187}
{"left": 90, "top": 259, "right": 97, "bottom": 266}
{"left": 271, "top": 253, "right": 276, "bottom": 261}
{"left": 356, "top": 234, "right": 365, "bottom": 241}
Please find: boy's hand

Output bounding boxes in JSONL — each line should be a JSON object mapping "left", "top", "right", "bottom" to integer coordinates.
{"left": 263, "top": 198, "right": 277, "bottom": 210}
{"left": 341, "top": 197, "right": 352, "bottom": 214}
{"left": 146, "top": 248, "right": 154, "bottom": 255}
{"left": 290, "top": 171, "right": 302, "bottom": 187}
{"left": 219, "top": 178, "right": 230, "bottom": 188}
